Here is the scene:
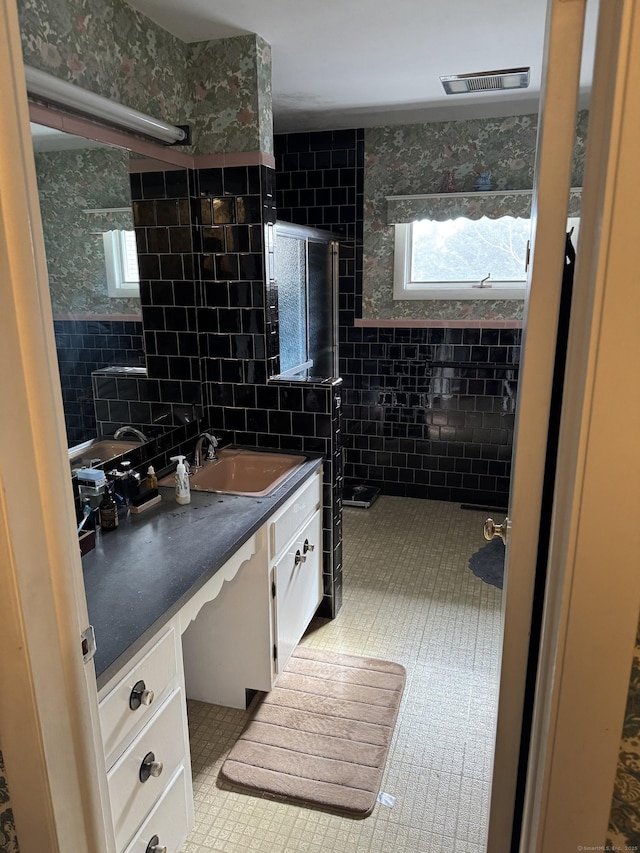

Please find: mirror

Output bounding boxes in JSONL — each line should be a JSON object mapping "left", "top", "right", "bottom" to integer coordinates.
{"left": 31, "top": 123, "right": 143, "bottom": 451}
{"left": 31, "top": 122, "right": 194, "bottom": 461}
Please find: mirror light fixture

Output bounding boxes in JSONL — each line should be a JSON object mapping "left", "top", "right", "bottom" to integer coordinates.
{"left": 440, "top": 67, "right": 530, "bottom": 95}
{"left": 24, "top": 66, "right": 189, "bottom": 145}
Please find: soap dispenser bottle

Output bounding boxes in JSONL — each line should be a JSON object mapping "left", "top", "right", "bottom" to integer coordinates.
{"left": 170, "top": 455, "right": 190, "bottom": 505}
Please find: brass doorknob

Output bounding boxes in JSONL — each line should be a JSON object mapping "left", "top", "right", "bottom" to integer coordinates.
{"left": 484, "top": 517, "right": 509, "bottom": 545}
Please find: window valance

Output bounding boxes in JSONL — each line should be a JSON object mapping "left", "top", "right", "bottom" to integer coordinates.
{"left": 385, "top": 188, "right": 582, "bottom": 224}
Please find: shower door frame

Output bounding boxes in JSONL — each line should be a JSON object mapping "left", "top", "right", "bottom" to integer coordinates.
{"left": 274, "top": 221, "right": 339, "bottom": 380}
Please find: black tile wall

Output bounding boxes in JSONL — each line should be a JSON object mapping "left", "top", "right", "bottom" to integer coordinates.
{"left": 206, "top": 376, "right": 343, "bottom": 618}
{"left": 275, "top": 128, "right": 362, "bottom": 242}
{"left": 188, "top": 162, "right": 340, "bottom": 617}
{"left": 339, "top": 329, "right": 520, "bottom": 505}
{"left": 127, "top": 164, "right": 342, "bottom": 618}
{"left": 54, "top": 319, "right": 144, "bottom": 446}
{"left": 275, "top": 129, "right": 520, "bottom": 508}
{"left": 131, "top": 172, "right": 201, "bottom": 391}
{"left": 92, "top": 369, "right": 200, "bottom": 439}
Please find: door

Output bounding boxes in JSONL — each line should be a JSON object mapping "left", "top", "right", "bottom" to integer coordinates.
{"left": 0, "top": 2, "right": 113, "bottom": 850}
{"left": 486, "top": 1, "right": 589, "bottom": 849}
{"left": 519, "top": 1, "right": 640, "bottom": 848}
{"left": 488, "top": 1, "right": 640, "bottom": 851}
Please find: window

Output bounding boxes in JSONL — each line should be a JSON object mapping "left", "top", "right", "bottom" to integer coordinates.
{"left": 103, "top": 229, "right": 140, "bottom": 298}
{"left": 275, "top": 232, "right": 312, "bottom": 376}
{"left": 394, "top": 216, "right": 530, "bottom": 300}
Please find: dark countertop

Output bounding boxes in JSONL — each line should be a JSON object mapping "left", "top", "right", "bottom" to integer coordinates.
{"left": 83, "top": 455, "right": 322, "bottom": 690}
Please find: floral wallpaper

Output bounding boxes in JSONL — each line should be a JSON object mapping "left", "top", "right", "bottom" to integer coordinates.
{"left": 18, "top": 0, "right": 191, "bottom": 130}
{"left": 387, "top": 191, "right": 534, "bottom": 224}
{"left": 186, "top": 33, "right": 273, "bottom": 156}
{"left": 608, "top": 617, "right": 640, "bottom": 849}
{"left": 386, "top": 188, "right": 583, "bottom": 224}
{"left": 363, "top": 110, "right": 589, "bottom": 321}
{"left": 255, "top": 35, "right": 274, "bottom": 156}
{"left": 18, "top": 0, "right": 273, "bottom": 157}
{"left": 0, "top": 751, "right": 18, "bottom": 853}
{"left": 34, "top": 146, "right": 139, "bottom": 315}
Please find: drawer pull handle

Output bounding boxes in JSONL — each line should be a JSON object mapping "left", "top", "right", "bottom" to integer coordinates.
{"left": 295, "top": 550, "right": 306, "bottom": 565}
{"left": 303, "top": 539, "right": 315, "bottom": 554}
{"left": 145, "top": 836, "right": 167, "bottom": 853}
{"left": 129, "top": 680, "right": 155, "bottom": 711}
{"left": 139, "top": 751, "right": 163, "bottom": 783}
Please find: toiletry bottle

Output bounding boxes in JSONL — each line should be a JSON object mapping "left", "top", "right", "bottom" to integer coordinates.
{"left": 170, "top": 455, "right": 191, "bottom": 505}
{"left": 109, "top": 468, "right": 127, "bottom": 507}
{"left": 98, "top": 483, "right": 119, "bottom": 531}
{"left": 126, "top": 469, "right": 141, "bottom": 504}
{"left": 146, "top": 465, "right": 158, "bottom": 490}
{"left": 119, "top": 461, "right": 139, "bottom": 505}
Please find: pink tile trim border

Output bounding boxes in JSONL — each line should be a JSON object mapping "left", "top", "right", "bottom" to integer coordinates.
{"left": 29, "top": 104, "right": 275, "bottom": 172}
{"left": 355, "top": 318, "right": 524, "bottom": 329}
{"left": 129, "top": 158, "right": 187, "bottom": 173}
{"left": 130, "top": 152, "right": 275, "bottom": 172}
{"left": 193, "top": 151, "right": 276, "bottom": 169}
{"left": 53, "top": 313, "right": 143, "bottom": 322}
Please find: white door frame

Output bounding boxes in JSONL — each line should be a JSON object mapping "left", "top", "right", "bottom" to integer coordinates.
{"left": 487, "top": 1, "right": 588, "bottom": 850}
{"left": 521, "top": 1, "right": 640, "bottom": 849}
{"left": 0, "top": 2, "right": 113, "bottom": 850}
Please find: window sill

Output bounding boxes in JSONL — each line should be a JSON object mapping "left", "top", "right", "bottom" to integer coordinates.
{"left": 397, "top": 285, "right": 526, "bottom": 300}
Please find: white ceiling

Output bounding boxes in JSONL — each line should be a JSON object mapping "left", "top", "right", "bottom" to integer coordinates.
{"left": 125, "top": 0, "right": 597, "bottom": 133}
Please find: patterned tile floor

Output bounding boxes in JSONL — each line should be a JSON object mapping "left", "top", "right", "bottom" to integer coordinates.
{"left": 182, "top": 496, "right": 503, "bottom": 853}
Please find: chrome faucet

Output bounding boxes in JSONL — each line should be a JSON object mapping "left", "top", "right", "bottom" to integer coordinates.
{"left": 113, "top": 425, "right": 147, "bottom": 442}
{"left": 193, "top": 432, "right": 219, "bottom": 468}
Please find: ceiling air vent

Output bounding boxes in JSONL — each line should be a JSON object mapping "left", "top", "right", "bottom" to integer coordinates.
{"left": 440, "top": 67, "right": 530, "bottom": 95}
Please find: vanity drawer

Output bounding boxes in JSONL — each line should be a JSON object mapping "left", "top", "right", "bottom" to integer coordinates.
{"left": 269, "top": 471, "right": 321, "bottom": 560}
{"left": 123, "top": 766, "right": 191, "bottom": 853}
{"left": 108, "top": 688, "right": 186, "bottom": 851}
{"left": 100, "top": 627, "right": 178, "bottom": 765}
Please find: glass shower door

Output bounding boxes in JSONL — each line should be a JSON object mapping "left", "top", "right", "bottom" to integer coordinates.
{"left": 274, "top": 223, "right": 338, "bottom": 379}
{"left": 275, "top": 231, "right": 309, "bottom": 376}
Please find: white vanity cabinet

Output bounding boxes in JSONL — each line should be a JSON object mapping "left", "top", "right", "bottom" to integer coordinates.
{"left": 98, "top": 622, "right": 193, "bottom": 853}
{"left": 181, "top": 470, "right": 323, "bottom": 708}
{"left": 95, "top": 467, "right": 323, "bottom": 850}
{"left": 269, "top": 473, "right": 323, "bottom": 680}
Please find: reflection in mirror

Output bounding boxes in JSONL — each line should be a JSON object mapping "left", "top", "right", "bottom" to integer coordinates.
{"left": 31, "top": 123, "right": 145, "bottom": 448}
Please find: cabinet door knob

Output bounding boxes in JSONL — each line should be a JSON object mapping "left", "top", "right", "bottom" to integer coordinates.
{"left": 145, "top": 836, "right": 167, "bottom": 853}
{"left": 294, "top": 549, "right": 307, "bottom": 565}
{"left": 139, "top": 751, "right": 163, "bottom": 783}
{"left": 303, "top": 539, "right": 315, "bottom": 554}
{"left": 129, "top": 679, "right": 155, "bottom": 710}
